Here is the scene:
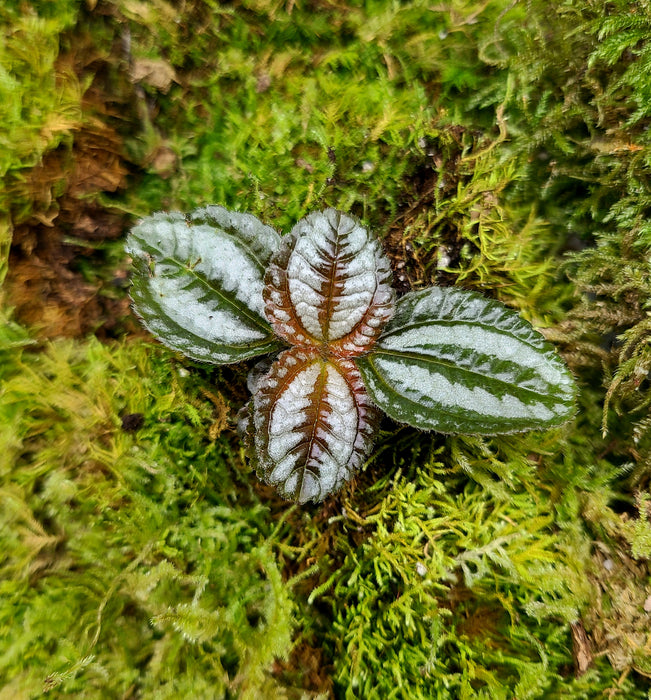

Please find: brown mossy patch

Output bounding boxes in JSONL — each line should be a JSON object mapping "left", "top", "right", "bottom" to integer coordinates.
{"left": 5, "top": 120, "right": 132, "bottom": 339}
{"left": 4, "top": 22, "right": 141, "bottom": 340}
{"left": 273, "top": 641, "right": 334, "bottom": 697}
{"left": 585, "top": 547, "right": 651, "bottom": 680}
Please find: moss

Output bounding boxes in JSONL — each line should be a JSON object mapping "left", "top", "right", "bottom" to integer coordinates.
{"left": 0, "top": 1, "right": 83, "bottom": 282}
{"left": 0, "top": 1, "right": 81, "bottom": 178}
{"left": 2, "top": 0, "right": 651, "bottom": 697}
{"left": 0, "top": 334, "right": 293, "bottom": 697}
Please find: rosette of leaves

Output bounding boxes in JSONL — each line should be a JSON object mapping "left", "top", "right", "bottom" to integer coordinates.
{"left": 126, "top": 207, "right": 575, "bottom": 503}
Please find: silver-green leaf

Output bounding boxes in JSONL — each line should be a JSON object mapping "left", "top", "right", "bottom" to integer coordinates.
{"left": 126, "top": 206, "right": 284, "bottom": 363}
{"left": 251, "top": 348, "right": 379, "bottom": 504}
{"left": 355, "top": 287, "right": 576, "bottom": 434}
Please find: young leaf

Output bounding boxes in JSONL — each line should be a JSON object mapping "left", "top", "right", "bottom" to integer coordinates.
{"left": 356, "top": 287, "right": 576, "bottom": 434}
{"left": 252, "top": 347, "right": 379, "bottom": 503}
{"left": 263, "top": 209, "right": 395, "bottom": 356}
{"left": 126, "top": 207, "right": 284, "bottom": 363}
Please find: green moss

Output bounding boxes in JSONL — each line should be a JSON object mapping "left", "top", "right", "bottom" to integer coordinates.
{"left": 115, "top": 0, "right": 508, "bottom": 227}
{"left": 0, "top": 1, "right": 83, "bottom": 281}
{"left": 3, "top": 0, "right": 651, "bottom": 696}
{"left": 0, "top": 334, "right": 293, "bottom": 697}
{"left": 298, "top": 440, "right": 582, "bottom": 698}
{"left": 0, "top": 1, "right": 81, "bottom": 177}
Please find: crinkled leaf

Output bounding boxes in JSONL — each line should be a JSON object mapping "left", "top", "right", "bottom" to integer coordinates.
{"left": 263, "top": 209, "right": 395, "bottom": 357}
{"left": 252, "top": 347, "right": 378, "bottom": 503}
{"left": 126, "top": 206, "right": 284, "bottom": 364}
{"left": 356, "top": 287, "right": 576, "bottom": 434}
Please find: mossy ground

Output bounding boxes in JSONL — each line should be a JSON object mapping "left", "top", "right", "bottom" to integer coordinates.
{"left": 1, "top": 1, "right": 650, "bottom": 698}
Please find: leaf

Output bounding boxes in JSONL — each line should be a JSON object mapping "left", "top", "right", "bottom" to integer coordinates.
{"left": 252, "top": 347, "right": 379, "bottom": 503}
{"left": 126, "top": 206, "right": 285, "bottom": 364}
{"left": 356, "top": 287, "right": 576, "bottom": 434}
{"left": 263, "top": 209, "right": 395, "bottom": 357}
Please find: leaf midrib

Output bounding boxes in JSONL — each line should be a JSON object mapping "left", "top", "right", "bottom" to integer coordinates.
{"left": 359, "top": 352, "right": 565, "bottom": 433}
{"left": 362, "top": 347, "right": 563, "bottom": 403}
{"left": 164, "top": 253, "right": 273, "bottom": 336}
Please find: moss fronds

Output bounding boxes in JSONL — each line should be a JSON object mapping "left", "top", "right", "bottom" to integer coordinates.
{"left": 0, "top": 336, "right": 293, "bottom": 697}
{"left": 3, "top": 0, "right": 651, "bottom": 696}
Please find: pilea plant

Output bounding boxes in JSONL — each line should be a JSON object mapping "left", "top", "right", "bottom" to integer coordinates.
{"left": 126, "top": 207, "right": 576, "bottom": 503}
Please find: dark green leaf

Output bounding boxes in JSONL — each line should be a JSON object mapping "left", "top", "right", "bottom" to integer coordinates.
{"left": 126, "top": 207, "right": 284, "bottom": 364}
{"left": 356, "top": 287, "right": 576, "bottom": 434}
